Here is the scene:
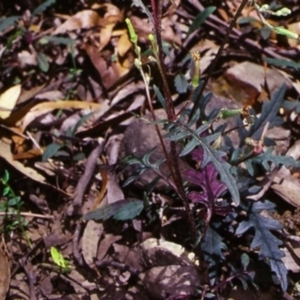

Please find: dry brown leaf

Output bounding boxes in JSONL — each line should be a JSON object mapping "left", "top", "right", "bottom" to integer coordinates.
{"left": 81, "top": 221, "right": 104, "bottom": 267}
{"left": 83, "top": 44, "right": 121, "bottom": 89}
{"left": 20, "top": 100, "right": 106, "bottom": 131}
{"left": 53, "top": 10, "right": 101, "bottom": 35}
{"left": 106, "top": 171, "right": 124, "bottom": 204}
{"left": 287, "top": 22, "right": 300, "bottom": 48}
{"left": 224, "top": 62, "right": 293, "bottom": 105}
{"left": 272, "top": 178, "right": 300, "bottom": 207}
{"left": 0, "top": 85, "right": 21, "bottom": 119}
{"left": 97, "top": 234, "right": 122, "bottom": 261}
{"left": 282, "top": 245, "right": 300, "bottom": 273}
{"left": 17, "top": 84, "right": 46, "bottom": 104}
{"left": 0, "top": 247, "right": 10, "bottom": 300}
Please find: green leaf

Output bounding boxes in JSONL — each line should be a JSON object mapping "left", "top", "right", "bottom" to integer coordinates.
{"left": 37, "top": 52, "right": 49, "bottom": 72}
{"left": 260, "top": 26, "right": 272, "bottom": 40}
{"left": 2, "top": 170, "right": 10, "bottom": 184}
{"left": 113, "top": 201, "right": 144, "bottom": 221}
{"left": 201, "top": 226, "right": 227, "bottom": 268}
{"left": 0, "top": 16, "right": 20, "bottom": 32}
{"left": 264, "top": 57, "right": 300, "bottom": 71}
{"left": 169, "top": 121, "right": 240, "bottom": 205}
{"left": 153, "top": 85, "right": 166, "bottom": 110}
{"left": 50, "top": 246, "right": 70, "bottom": 272}
{"left": 250, "top": 84, "right": 286, "bottom": 140}
{"left": 187, "top": 6, "right": 216, "bottom": 36}
{"left": 237, "top": 17, "right": 258, "bottom": 25}
{"left": 32, "top": 0, "right": 56, "bottom": 16}
{"left": 84, "top": 199, "right": 143, "bottom": 221}
{"left": 42, "top": 143, "right": 64, "bottom": 161}
{"left": 174, "top": 74, "right": 189, "bottom": 94}
{"left": 236, "top": 200, "right": 288, "bottom": 291}
{"left": 241, "top": 253, "right": 250, "bottom": 269}
{"left": 39, "top": 36, "right": 75, "bottom": 46}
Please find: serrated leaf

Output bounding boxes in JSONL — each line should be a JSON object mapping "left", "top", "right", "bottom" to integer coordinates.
{"left": 201, "top": 226, "right": 227, "bottom": 267}
{"left": 168, "top": 120, "right": 239, "bottom": 204}
{"left": 250, "top": 85, "right": 286, "bottom": 140}
{"left": 235, "top": 200, "right": 288, "bottom": 291}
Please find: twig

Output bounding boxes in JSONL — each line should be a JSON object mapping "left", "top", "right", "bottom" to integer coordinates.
{"left": 67, "top": 141, "right": 104, "bottom": 216}
{"left": 0, "top": 212, "right": 53, "bottom": 219}
{"left": 72, "top": 221, "right": 84, "bottom": 266}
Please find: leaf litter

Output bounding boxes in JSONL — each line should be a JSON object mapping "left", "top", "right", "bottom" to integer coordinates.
{"left": 0, "top": 0, "right": 300, "bottom": 299}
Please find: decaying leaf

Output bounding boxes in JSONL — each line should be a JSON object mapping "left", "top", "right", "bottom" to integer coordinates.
{"left": 81, "top": 221, "right": 104, "bottom": 267}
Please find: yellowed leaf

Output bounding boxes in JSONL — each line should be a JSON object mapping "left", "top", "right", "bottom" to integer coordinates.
{"left": 0, "top": 85, "right": 21, "bottom": 119}
{"left": 117, "top": 30, "right": 132, "bottom": 57}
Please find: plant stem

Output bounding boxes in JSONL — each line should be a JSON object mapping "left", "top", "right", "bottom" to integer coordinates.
{"left": 189, "top": 0, "right": 250, "bottom": 119}
{"left": 150, "top": 0, "right": 197, "bottom": 240}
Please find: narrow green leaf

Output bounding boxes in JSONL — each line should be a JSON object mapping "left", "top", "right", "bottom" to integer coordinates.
{"left": 33, "top": 0, "right": 56, "bottom": 16}
{"left": 153, "top": 85, "right": 166, "bottom": 110}
{"left": 187, "top": 6, "right": 216, "bottom": 36}
{"left": 37, "top": 52, "right": 49, "bottom": 72}
{"left": 0, "top": 16, "right": 20, "bottom": 32}
{"left": 84, "top": 199, "right": 143, "bottom": 221}
{"left": 42, "top": 143, "right": 64, "bottom": 161}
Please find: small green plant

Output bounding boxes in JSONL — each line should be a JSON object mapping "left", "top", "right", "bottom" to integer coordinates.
{"left": 0, "top": 170, "right": 27, "bottom": 234}
{"left": 50, "top": 246, "right": 71, "bottom": 273}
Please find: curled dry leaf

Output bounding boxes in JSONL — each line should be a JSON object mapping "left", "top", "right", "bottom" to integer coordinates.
{"left": 0, "top": 84, "right": 21, "bottom": 119}
{"left": 0, "top": 247, "right": 10, "bottom": 300}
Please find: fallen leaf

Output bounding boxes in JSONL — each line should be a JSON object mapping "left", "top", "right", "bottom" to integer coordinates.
{"left": 20, "top": 100, "right": 107, "bottom": 131}
{"left": 0, "top": 84, "right": 21, "bottom": 119}
{"left": 81, "top": 221, "right": 104, "bottom": 267}
{"left": 0, "top": 247, "right": 10, "bottom": 300}
{"left": 53, "top": 10, "right": 101, "bottom": 35}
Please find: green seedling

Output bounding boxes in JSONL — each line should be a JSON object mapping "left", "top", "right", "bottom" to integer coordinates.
{"left": 50, "top": 246, "right": 71, "bottom": 273}
{"left": 0, "top": 170, "right": 27, "bottom": 234}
